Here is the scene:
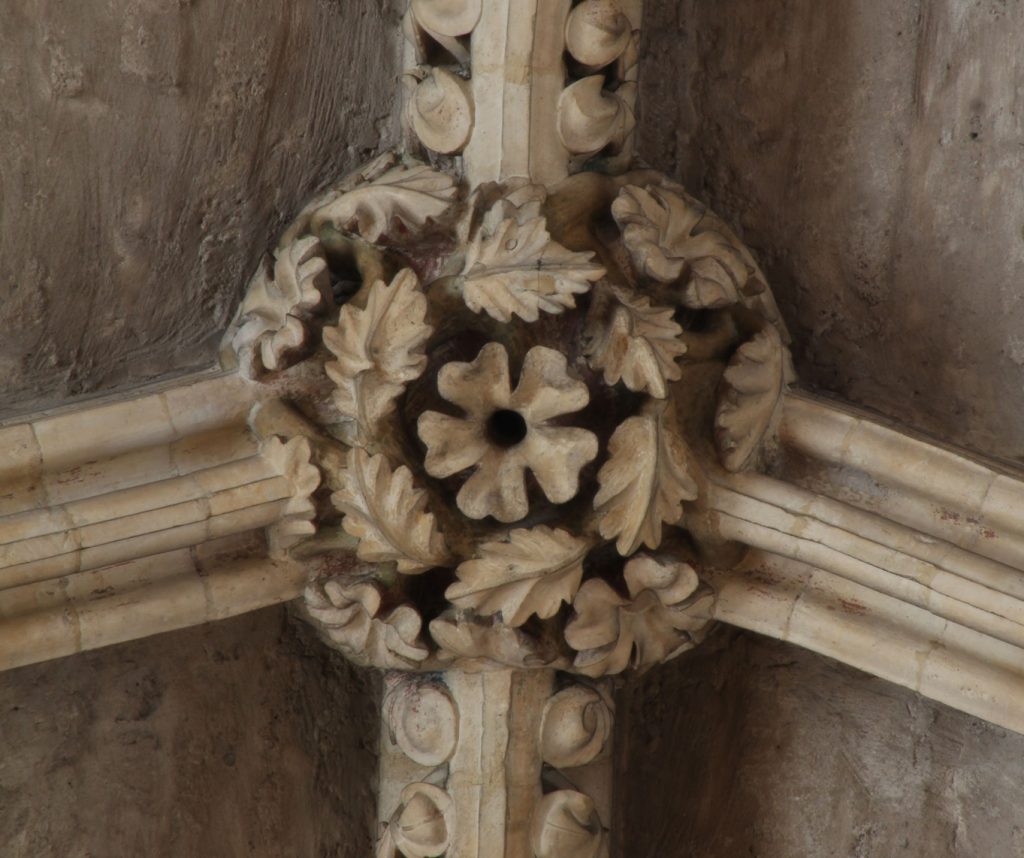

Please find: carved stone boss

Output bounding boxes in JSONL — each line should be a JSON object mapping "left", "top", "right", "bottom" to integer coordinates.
{"left": 221, "top": 2, "right": 795, "bottom": 854}
{"left": 3, "top": 0, "right": 1024, "bottom": 856}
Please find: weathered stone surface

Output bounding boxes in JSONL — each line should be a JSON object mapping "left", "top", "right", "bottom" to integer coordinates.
{"left": 638, "top": 0, "right": 1024, "bottom": 463}
{"left": 0, "top": 607, "right": 379, "bottom": 858}
{"left": 0, "top": 0, "right": 399, "bottom": 418}
{"left": 615, "top": 629, "right": 1024, "bottom": 857}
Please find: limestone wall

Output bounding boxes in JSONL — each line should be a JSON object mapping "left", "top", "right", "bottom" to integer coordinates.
{"left": 0, "top": 0, "right": 399, "bottom": 418}
{"left": 0, "top": 608, "right": 379, "bottom": 858}
{"left": 637, "top": 0, "right": 1024, "bottom": 463}
{"left": 616, "top": 630, "right": 1024, "bottom": 857}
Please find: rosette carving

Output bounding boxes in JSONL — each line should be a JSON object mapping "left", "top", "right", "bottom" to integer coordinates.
{"left": 419, "top": 344, "right": 599, "bottom": 522}
{"left": 230, "top": 151, "right": 792, "bottom": 676}
{"left": 222, "top": 12, "right": 806, "bottom": 849}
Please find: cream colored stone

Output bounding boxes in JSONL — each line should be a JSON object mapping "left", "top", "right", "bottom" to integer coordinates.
{"left": 384, "top": 678, "right": 459, "bottom": 767}
{"left": 43, "top": 445, "right": 175, "bottom": 506}
{"left": 0, "top": 549, "right": 303, "bottom": 672}
{"left": 2, "top": 529, "right": 79, "bottom": 568}
{"left": 332, "top": 446, "right": 449, "bottom": 573}
{"left": 324, "top": 269, "right": 432, "bottom": 441}
{"left": 162, "top": 373, "right": 255, "bottom": 436}
{"left": 565, "top": 0, "right": 633, "bottom": 70}
{"left": 191, "top": 455, "right": 279, "bottom": 495}
{"left": 0, "top": 553, "right": 80, "bottom": 591}
{"left": 407, "top": 67, "right": 474, "bottom": 155}
{"left": 540, "top": 685, "right": 613, "bottom": 769}
{"left": 33, "top": 394, "right": 177, "bottom": 472}
{"left": 711, "top": 499, "right": 1024, "bottom": 650}
{"left": 0, "top": 423, "right": 44, "bottom": 516}
{"left": 558, "top": 76, "right": 635, "bottom": 156}
{"left": 419, "top": 344, "right": 598, "bottom": 523}
{"left": 169, "top": 423, "right": 258, "bottom": 473}
{"left": 0, "top": 507, "right": 70, "bottom": 546}
{"left": 206, "top": 501, "right": 289, "bottom": 540}
{"left": 79, "top": 520, "right": 212, "bottom": 573}
{"left": 62, "top": 547, "right": 195, "bottom": 603}
{"left": 76, "top": 572, "right": 209, "bottom": 652}
{"left": 531, "top": 790, "right": 609, "bottom": 858}
{"left": 206, "top": 476, "right": 291, "bottom": 517}
{"left": 202, "top": 556, "right": 306, "bottom": 619}
{"left": 0, "top": 608, "right": 79, "bottom": 672}
{"left": 713, "top": 553, "right": 1024, "bottom": 735}
{"left": 593, "top": 400, "right": 696, "bottom": 555}
{"left": 64, "top": 473, "right": 207, "bottom": 529}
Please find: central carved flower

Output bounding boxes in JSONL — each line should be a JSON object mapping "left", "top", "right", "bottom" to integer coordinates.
{"left": 418, "top": 343, "right": 599, "bottom": 523}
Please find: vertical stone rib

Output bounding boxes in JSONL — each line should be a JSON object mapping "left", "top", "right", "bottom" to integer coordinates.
{"left": 464, "top": 0, "right": 571, "bottom": 186}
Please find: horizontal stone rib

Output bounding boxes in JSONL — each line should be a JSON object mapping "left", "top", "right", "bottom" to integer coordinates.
{"left": 712, "top": 552, "right": 1024, "bottom": 736}
{"left": 709, "top": 485, "right": 1024, "bottom": 651}
{"left": 780, "top": 392, "right": 1024, "bottom": 570}
{"left": 0, "top": 545, "right": 306, "bottom": 672}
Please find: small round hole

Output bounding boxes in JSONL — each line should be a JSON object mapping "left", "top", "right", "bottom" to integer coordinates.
{"left": 487, "top": 409, "right": 528, "bottom": 448}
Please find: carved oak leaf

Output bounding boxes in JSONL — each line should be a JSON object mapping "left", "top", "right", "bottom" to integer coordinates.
{"left": 481, "top": 182, "right": 547, "bottom": 233}
{"left": 583, "top": 284, "right": 686, "bottom": 398}
{"left": 446, "top": 526, "right": 592, "bottom": 627}
{"left": 305, "top": 579, "right": 428, "bottom": 670}
{"left": 309, "top": 161, "right": 457, "bottom": 242}
{"left": 429, "top": 610, "right": 562, "bottom": 672}
{"left": 324, "top": 269, "right": 432, "bottom": 437}
{"left": 715, "top": 326, "right": 795, "bottom": 472}
{"left": 612, "top": 185, "right": 751, "bottom": 309}
{"left": 278, "top": 152, "right": 401, "bottom": 248}
{"left": 565, "top": 555, "right": 714, "bottom": 677}
{"left": 260, "top": 435, "right": 321, "bottom": 553}
{"left": 460, "top": 215, "right": 605, "bottom": 323}
{"left": 594, "top": 401, "right": 698, "bottom": 556}
{"left": 333, "top": 447, "right": 450, "bottom": 574}
{"left": 235, "top": 235, "right": 328, "bottom": 374}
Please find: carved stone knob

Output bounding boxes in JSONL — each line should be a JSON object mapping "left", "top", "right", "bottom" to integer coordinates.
{"left": 531, "top": 790, "right": 608, "bottom": 858}
{"left": 409, "top": 67, "right": 474, "bottom": 155}
{"left": 540, "top": 685, "right": 613, "bottom": 769}
{"left": 410, "top": 0, "right": 482, "bottom": 37}
{"left": 557, "top": 77, "right": 636, "bottom": 156}
{"left": 565, "top": 0, "right": 632, "bottom": 70}
{"left": 385, "top": 679, "right": 459, "bottom": 767}
{"left": 378, "top": 782, "right": 455, "bottom": 858}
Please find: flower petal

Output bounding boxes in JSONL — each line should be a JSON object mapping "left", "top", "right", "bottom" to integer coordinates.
{"left": 437, "top": 342, "right": 512, "bottom": 417}
{"left": 522, "top": 425, "right": 599, "bottom": 503}
{"left": 511, "top": 346, "right": 590, "bottom": 422}
{"left": 457, "top": 447, "right": 529, "bottom": 522}
{"left": 418, "top": 411, "right": 489, "bottom": 477}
